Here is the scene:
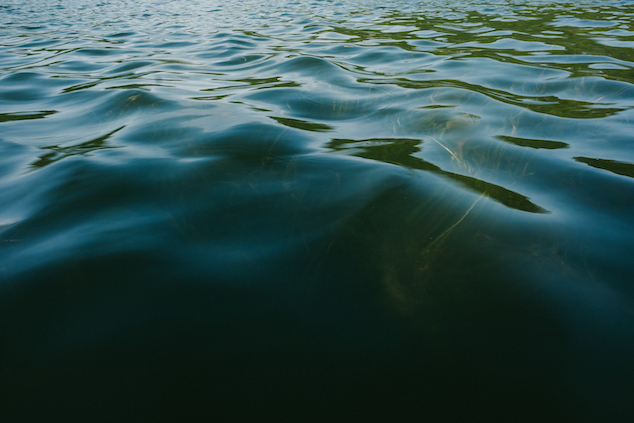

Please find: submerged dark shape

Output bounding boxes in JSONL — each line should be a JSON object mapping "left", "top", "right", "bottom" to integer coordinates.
{"left": 328, "top": 137, "right": 548, "bottom": 213}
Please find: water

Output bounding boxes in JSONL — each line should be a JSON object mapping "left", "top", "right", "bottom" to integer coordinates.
{"left": 1, "top": 0, "right": 633, "bottom": 420}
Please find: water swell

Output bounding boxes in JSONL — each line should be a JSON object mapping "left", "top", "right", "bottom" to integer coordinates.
{"left": 1, "top": 0, "right": 634, "bottom": 421}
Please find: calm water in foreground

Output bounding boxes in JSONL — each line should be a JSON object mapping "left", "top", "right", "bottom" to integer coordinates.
{"left": 1, "top": 0, "right": 634, "bottom": 420}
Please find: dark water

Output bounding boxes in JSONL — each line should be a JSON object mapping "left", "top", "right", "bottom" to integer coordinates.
{"left": 1, "top": 0, "right": 634, "bottom": 420}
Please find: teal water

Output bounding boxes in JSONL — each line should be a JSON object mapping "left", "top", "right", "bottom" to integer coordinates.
{"left": 1, "top": 0, "right": 634, "bottom": 420}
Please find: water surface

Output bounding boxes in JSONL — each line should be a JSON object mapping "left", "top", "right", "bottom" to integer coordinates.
{"left": 1, "top": 0, "right": 634, "bottom": 421}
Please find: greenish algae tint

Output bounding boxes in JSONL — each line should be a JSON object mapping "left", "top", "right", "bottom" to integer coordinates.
{"left": 1, "top": 0, "right": 633, "bottom": 421}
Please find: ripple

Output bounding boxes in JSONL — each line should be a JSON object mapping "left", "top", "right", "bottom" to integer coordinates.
{"left": 1, "top": 1, "right": 634, "bottom": 421}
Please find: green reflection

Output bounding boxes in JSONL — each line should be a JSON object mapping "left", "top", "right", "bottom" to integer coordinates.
{"left": 357, "top": 77, "right": 626, "bottom": 119}
{"left": 235, "top": 76, "right": 300, "bottom": 89}
{"left": 31, "top": 126, "right": 124, "bottom": 169}
{"left": 196, "top": 77, "right": 300, "bottom": 100}
{"left": 331, "top": 5, "right": 634, "bottom": 70}
{"left": 496, "top": 135, "right": 569, "bottom": 150}
{"left": 269, "top": 116, "right": 334, "bottom": 132}
{"left": 328, "top": 137, "right": 547, "bottom": 214}
{"left": 575, "top": 156, "right": 634, "bottom": 179}
{"left": 0, "top": 110, "right": 57, "bottom": 123}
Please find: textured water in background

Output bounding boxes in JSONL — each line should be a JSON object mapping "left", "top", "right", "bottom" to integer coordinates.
{"left": 1, "top": 0, "right": 634, "bottom": 421}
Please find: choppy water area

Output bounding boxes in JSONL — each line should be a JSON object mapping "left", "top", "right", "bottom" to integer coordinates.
{"left": 1, "top": 0, "right": 634, "bottom": 420}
